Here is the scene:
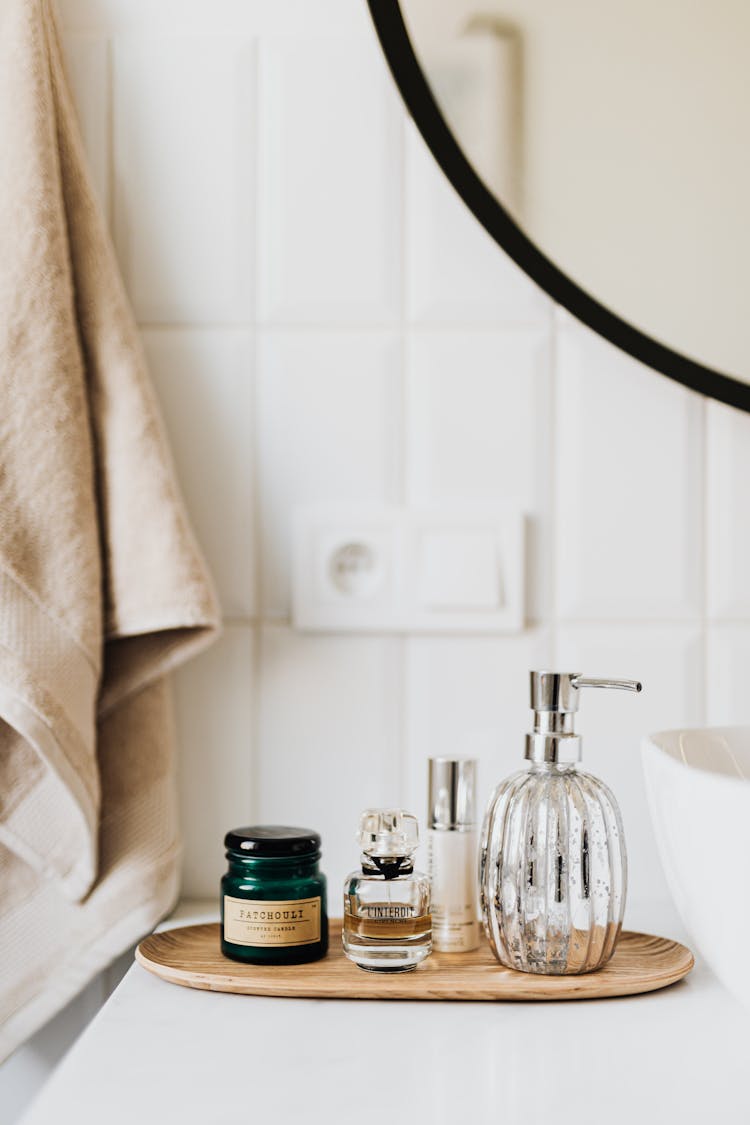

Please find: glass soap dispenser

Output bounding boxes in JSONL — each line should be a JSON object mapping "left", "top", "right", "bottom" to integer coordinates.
{"left": 343, "top": 809, "right": 432, "bottom": 972}
{"left": 480, "top": 671, "right": 642, "bottom": 975}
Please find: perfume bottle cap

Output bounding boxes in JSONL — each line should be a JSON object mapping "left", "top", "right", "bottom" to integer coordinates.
{"left": 357, "top": 809, "right": 419, "bottom": 858}
{"left": 428, "top": 758, "right": 477, "bottom": 830}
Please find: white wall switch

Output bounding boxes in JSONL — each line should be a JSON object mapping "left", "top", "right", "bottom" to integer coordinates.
{"left": 292, "top": 505, "right": 525, "bottom": 633}
{"left": 418, "top": 529, "right": 501, "bottom": 609}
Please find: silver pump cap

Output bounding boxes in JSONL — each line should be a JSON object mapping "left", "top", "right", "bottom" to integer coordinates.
{"left": 428, "top": 757, "right": 477, "bottom": 830}
{"left": 525, "top": 671, "right": 642, "bottom": 765}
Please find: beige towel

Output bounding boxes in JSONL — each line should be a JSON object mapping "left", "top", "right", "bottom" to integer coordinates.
{"left": 0, "top": 0, "right": 221, "bottom": 1060}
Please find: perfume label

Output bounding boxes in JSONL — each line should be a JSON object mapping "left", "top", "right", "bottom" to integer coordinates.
{"left": 223, "top": 895, "right": 321, "bottom": 947}
{"left": 343, "top": 893, "right": 431, "bottom": 940}
{"left": 360, "top": 904, "right": 414, "bottom": 920}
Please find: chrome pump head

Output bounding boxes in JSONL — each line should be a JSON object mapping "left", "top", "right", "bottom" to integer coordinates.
{"left": 525, "top": 671, "right": 642, "bottom": 765}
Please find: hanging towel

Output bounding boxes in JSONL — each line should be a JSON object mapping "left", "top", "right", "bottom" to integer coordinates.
{"left": 0, "top": 0, "right": 220, "bottom": 1060}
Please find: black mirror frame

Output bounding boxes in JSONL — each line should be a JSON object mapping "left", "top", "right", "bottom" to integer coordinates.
{"left": 367, "top": 0, "right": 750, "bottom": 413}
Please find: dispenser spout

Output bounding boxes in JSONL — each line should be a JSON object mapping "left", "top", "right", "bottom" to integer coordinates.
{"left": 571, "top": 676, "right": 642, "bottom": 694}
{"left": 529, "top": 670, "right": 642, "bottom": 714}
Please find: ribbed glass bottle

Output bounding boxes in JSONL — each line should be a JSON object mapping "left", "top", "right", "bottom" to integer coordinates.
{"left": 479, "top": 763, "right": 626, "bottom": 974}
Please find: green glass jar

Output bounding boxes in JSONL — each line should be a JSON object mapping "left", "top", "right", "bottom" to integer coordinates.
{"left": 221, "top": 826, "right": 328, "bottom": 964}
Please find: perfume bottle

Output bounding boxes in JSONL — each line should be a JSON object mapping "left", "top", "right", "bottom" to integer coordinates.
{"left": 480, "top": 671, "right": 641, "bottom": 975}
{"left": 427, "top": 758, "right": 480, "bottom": 952}
{"left": 343, "top": 809, "right": 432, "bottom": 972}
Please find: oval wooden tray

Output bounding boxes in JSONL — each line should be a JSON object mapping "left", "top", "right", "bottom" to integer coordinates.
{"left": 136, "top": 921, "right": 693, "bottom": 1001}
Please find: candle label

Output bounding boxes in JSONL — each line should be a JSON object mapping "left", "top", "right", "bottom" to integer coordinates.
{"left": 223, "top": 895, "right": 321, "bottom": 947}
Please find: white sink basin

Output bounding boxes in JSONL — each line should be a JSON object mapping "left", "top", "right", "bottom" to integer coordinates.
{"left": 642, "top": 726, "right": 750, "bottom": 1008}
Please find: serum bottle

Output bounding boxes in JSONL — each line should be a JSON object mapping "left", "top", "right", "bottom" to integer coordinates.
{"left": 427, "top": 758, "right": 480, "bottom": 953}
{"left": 343, "top": 809, "right": 432, "bottom": 972}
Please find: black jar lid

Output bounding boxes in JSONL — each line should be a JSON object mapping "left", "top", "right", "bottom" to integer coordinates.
{"left": 224, "top": 825, "right": 321, "bottom": 857}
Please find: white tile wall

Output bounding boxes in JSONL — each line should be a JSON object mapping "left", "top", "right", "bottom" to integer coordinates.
{"left": 706, "top": 626, "right": 750, "bottom": 724}
{"left": 257, "top": 626, "right": 401, "bottom": 889}
{"left": 113, "top": 36, "right": 255, "bottom": 323}
{"left": 258, "top": 36, "right": 403, "bottom": 324}
{"left": 406, "top": 328, "right": 553, "bottom": 619}
{"left": 258, "top": 330, "right": 401, "bottom": 616}
{"left": 144, "top": 329, "right": 256, "bottom": 618}
{"left": 707, "top": 401, "right": 750, "bottom": 620}
{"left": 404, "top": 630, "right": 552, "bottom": 830}
{"left": 172, "top": 626, "right": 256, "bottom": 895}
{"left": 406, "top": 123, "right": 550, "bottom": 325}
{"left": 555, "top": 325, "right": 705, "bottom": 621}
{"left": 5, "top": 0, "right": 747, "bottom": 1115}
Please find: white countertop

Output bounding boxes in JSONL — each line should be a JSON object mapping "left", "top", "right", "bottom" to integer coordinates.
{"left": 20, "top": 899, "right": 750, "bottom": 1125}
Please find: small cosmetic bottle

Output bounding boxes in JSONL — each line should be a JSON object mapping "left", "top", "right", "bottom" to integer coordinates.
{"left": 427, "top": 758, "right": 480, "bottom": 953}
{"left": 343, "top": 809, "right": 431, "bottom": 972}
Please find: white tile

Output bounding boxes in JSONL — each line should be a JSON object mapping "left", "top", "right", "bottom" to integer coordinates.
{"left": 258, "top": 36, "right": 402, "bottom": 324}
{"left": 257, "top": 626, "right": 401, "bottom": 893}
{"left": 63, "top": 34, "right": 110, "bottom": 217}
{"left": 405, "top": 122, "right": 550, "bottom": 326}
{"left": 406, "top": 329, "right": 552, "bottom": 620}
{"left": 707, "top": 401, "right": 750, "bottom": 620}
{"left": 113, "top": 37, "right": 255, "bottom": 323}
{"left": 555, "top": 625, "right": 703, "bottom": 905}
{"left": 144, "top": 330, "right": 255, "bottom": 619}
{"left": 258, "top": 331, "right": 400, "bottom": 616}
{"left": 555, "top": 325, "right": 704, "bottom": 620}
{"left": 706, "top": 626, "right": 750, "bottom": 724}
{"left": 174, "top": 626, "right": 255, "bottom": 898}
{"left": 59, "top": 1, "right": 370, "bottom": 37}
{"left": 404, "top": 630, "right": 552, "bottom": 828}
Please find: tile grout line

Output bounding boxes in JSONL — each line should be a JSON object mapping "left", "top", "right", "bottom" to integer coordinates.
{"left": 134, "top": 319, "right": 553, "bottom": 333}
{"left": 235, "top": 616, "right": 717, "bottom": 630}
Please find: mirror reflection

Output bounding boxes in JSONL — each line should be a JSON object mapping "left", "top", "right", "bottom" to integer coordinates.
{"left": 401, "top": 0, "right": 750, "bottom": 382}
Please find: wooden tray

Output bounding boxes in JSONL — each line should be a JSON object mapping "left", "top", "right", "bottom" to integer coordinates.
{"left": 136, "top": 921, "right": 693, "bottom": 1001}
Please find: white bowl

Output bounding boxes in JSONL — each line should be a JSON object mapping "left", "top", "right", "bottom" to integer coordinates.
{"left": 642, "top": 726, "right": 750, "bottom": 1007}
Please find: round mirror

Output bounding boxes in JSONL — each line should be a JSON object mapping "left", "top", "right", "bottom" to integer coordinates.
{"left": 369, "top": 1, "right": 750, "bottom": 408}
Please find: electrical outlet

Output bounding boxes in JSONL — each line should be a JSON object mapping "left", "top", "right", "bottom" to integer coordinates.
{"left": 292, "top": 505, "right": 525, "bottom": 633}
